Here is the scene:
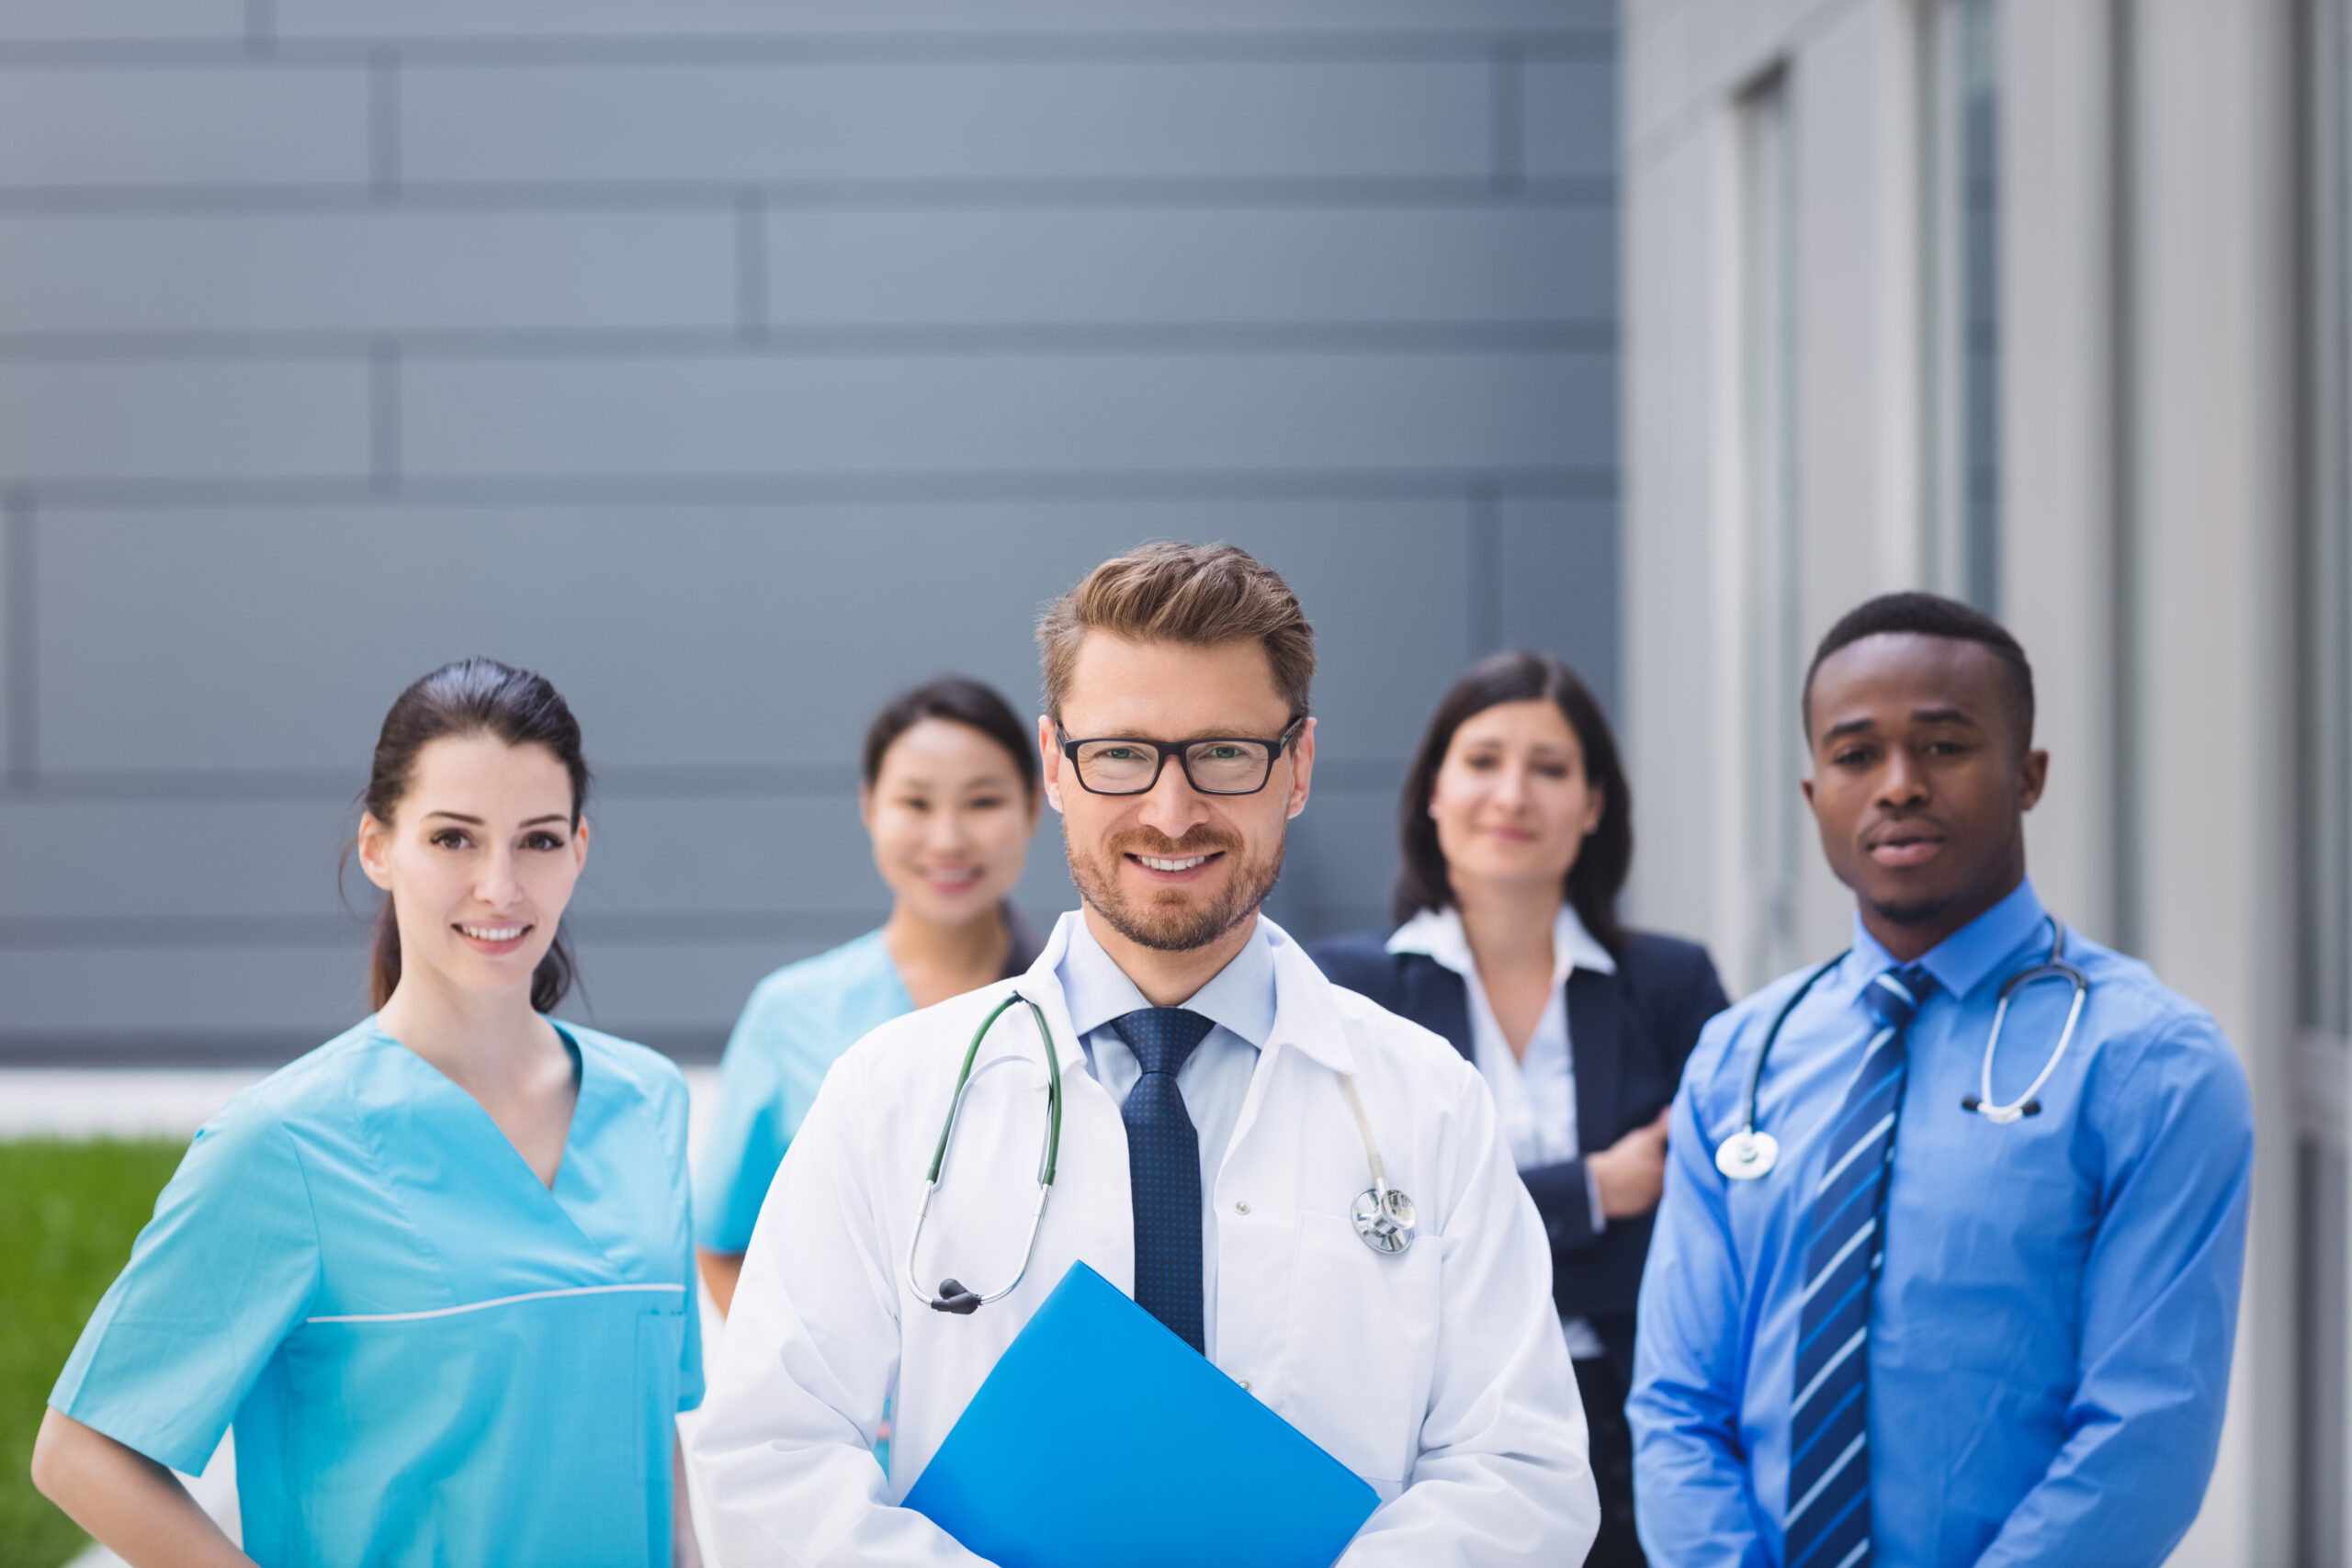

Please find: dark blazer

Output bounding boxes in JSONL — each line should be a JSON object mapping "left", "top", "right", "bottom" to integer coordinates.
{"left": 1310, "top": 925, "right": 1727, "bottom": 1381}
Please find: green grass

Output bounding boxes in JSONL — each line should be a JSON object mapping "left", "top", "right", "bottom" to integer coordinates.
{"left": 0, "top": 1137, "right": 188, "bottom": 1568}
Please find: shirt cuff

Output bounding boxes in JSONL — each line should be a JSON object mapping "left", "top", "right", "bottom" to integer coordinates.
{"left": 1585, "top": 1164, "right": 1607, "bottom": 1235}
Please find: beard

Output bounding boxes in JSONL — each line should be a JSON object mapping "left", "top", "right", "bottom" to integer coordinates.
{"left": 1065, "top": 822, "right": 1286, "bottom": 953}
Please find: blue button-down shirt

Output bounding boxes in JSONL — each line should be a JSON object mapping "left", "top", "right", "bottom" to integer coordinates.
{"left": 1631, "top": 879, "right": 2253, "bottom": 1567}
{"left": 1056, "top": 912, "right": 1272, "bottom": 1359}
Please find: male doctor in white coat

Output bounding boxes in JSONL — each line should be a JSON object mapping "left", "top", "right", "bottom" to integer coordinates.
{"left": 693, "top": 541, "right": 1596, "bottom": 1565}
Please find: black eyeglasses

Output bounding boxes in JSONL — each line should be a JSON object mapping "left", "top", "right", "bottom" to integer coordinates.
{"left": 1057, "top": 717, "right": 1305, "bottom": 796}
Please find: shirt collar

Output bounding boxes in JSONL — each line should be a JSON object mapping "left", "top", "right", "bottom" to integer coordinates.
{"left": 1849, "top": 876, "right": 2051, "bottom": 1002}
{"left": 1056, "top": 908, "right": 1277, "bottom": 1050}
{"left": 1385, "top": 901, "right": 1618, "bottom": 987}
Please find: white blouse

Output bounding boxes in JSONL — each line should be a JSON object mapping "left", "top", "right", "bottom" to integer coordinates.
{"left": 1388, "top": 903, "right": 1613, "bottom": 1361}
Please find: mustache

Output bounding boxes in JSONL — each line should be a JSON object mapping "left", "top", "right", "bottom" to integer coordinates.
{"left": 1110, "top": 827, "right": 1241, "bottom": 858}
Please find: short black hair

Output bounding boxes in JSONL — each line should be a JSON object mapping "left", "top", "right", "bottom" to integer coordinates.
{"left": 1801, "top": 592, "right": 2035, "bottom": 748}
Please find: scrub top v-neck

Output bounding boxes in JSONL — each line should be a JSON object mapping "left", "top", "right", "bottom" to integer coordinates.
{"left": 51, "top": 1017, "right": 704, "bottom": 1568}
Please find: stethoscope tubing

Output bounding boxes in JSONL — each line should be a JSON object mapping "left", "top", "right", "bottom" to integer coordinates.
{"left": 905, "top": 986, "right": 1413, "bottom": 1313}
{"left": 1720, "top": 918, "right": 2088, "bottom": 1177}
{"left": 905, "top": 990, "right": 1064, "bottom": 1312}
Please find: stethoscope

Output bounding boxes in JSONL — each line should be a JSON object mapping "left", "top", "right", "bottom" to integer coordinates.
{"left": 1713, "top": 918, "right": 2092, "bottom": 1181}
{"left": 907, "top": 990, "right": 1417, "bottom": 1314}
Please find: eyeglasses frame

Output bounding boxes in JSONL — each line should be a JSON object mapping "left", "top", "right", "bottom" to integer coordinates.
{"left": 1055, "top": 716, "right": 1306, "bottom": 796}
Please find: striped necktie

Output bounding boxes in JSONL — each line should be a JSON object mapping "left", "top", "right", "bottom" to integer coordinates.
{"left": 1107, "top": 1007, "right": 1215, "bottom": 1354}
{"left": 1784, "top": 963, "right": 1935, "bottom": 1568}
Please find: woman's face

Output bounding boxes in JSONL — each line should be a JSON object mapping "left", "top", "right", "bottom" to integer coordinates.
{"left": 1428, "top": 698, "right": 1603, "bottom": 898}
{"left": 861, "top": 718, "right": 1038, "bottom": 929}
{"left": 357, "top": 733, "right": 586, "bottom": 1005}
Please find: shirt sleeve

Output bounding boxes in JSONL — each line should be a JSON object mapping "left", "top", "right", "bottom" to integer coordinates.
{"left": 695, "top": 984, "right": 796, "bottom": 1254}
{"left": 1973, "top": 1018, "right": 2254, "bottom": 1564}
{"left": 48, "top": 1094, "right": 321, "bottom": 1476}
{"left": 1338, "top": 1055, "right": 1600, "bottom": 1566}
{"left": 1628, "top": 1041, "right": 1773, "bottom": 1568}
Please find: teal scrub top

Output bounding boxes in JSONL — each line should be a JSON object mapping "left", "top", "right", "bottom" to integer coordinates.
{"left": 51, "top": 1019, "right": 703, "bottom": 1568}
{"left": 695, "top": 929, "right": 913, "bottom": 1253}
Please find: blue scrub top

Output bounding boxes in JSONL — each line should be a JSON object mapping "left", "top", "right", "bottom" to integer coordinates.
{"left": 1630, "top": 880, "right": 2253, "bottom": 1567}
{"left": 51, "top": 1019, "right": 703, "bottom": 1568}
{"left": 695, "top": 929, "right": 913, "bottom": 1253}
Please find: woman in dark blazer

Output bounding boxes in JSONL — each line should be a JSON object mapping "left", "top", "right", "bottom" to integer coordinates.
{"left": 1312, "top": 650, "right": 1726, "bottom": 1568}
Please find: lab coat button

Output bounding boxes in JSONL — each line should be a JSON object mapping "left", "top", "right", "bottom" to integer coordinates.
{"left": 1234, "top": 1201, "right": 1250, "bottom": 1214}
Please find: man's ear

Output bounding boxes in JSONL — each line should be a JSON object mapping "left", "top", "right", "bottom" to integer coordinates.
{"left": 1036, "top": 716, "right": 1067, "bottom": 814}
{"left": 2018, "top": 748, "right": 2050, "bottom": 813}
{"left": 1284, "top": 717, "right": 1316, "bottom": 820}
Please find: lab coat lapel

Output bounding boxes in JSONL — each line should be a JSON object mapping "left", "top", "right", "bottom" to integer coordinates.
{"left": 1223, "top": 923, "right": 1356, "bottom": 1171}
{"left": 1567, "top": 968, "right": 1622, "bottom": 1155}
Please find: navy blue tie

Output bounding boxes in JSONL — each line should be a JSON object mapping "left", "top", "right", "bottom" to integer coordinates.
{"left": 1108, "top": 1007, "right": 1214, "bottom": 1354}
{"left": 1784, "top": 964, "right": 1935, "bottom": 1568}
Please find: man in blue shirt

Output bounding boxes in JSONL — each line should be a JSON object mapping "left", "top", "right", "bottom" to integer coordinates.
{"left": 1630, "top": 592, "right": 2253, "bottom": 1567}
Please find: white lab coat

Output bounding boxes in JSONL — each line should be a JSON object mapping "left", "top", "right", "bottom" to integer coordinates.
{"left": 692, "top": 912, "right": 1597, "bottom": 1566}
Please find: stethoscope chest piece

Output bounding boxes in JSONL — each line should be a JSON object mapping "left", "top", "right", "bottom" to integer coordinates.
{"left": 1715, "top": 1127, "right": 1780, "bottom": 1181}
{"left": 1351, "top": 1184, "right": 1417, "bottom": 1254}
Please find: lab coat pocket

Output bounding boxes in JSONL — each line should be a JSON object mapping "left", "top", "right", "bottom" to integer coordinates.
{"left": 1280, "top": 1211, "right": 1441, "bottom": 1494}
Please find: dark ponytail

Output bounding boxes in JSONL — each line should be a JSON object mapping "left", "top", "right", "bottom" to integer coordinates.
{"left": 359, "top": 657, "right": 591, "bottom": 1014}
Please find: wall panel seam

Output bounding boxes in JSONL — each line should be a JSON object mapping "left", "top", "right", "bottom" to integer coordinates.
{"left": 0, "top": 179, "right": 1616, "bottom": 216}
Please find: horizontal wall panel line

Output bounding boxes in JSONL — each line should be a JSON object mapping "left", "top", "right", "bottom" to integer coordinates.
{"left": 0, "top": 29, "right": 1612, "bottom": 70}
{"left": 0, "top": 904, "right": 1383, "bottom": 951}
{"left": 0, "top": 1024, "right": 684, "bottom": 1066}
{"left": 0, "top": 1031, "right": 363, "bottom": 1067}
{"left": 0, "top": 898, "right": 1392, "bottom": 954}
{"left": 0, "top": 321, "right": 1617, "bottom": 365}
{"left": 2, "top": 759, "right": 1409, "bottom": 803}
{"left": 0, "top": 176, "right": 1613, "bottom": 216}
{"left": 0, "top": 910, "right": 898, "bottom": 950}
{"left": 15, "top": 466, "right": 1616, "bottom": 511}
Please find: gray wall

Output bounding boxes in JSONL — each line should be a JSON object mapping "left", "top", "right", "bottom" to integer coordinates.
{"left": 0, "top": 1, "right": 1619, "bottom": 1062}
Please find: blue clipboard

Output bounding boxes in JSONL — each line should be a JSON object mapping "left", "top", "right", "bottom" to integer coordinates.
{"left": 902, "top": 1262, "right": 1379, "bottom": 1568}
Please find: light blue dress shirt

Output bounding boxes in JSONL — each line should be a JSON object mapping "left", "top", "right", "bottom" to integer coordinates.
{"left": 1631, "top": 879, "right": 2252, "bottom": 1567}
{"left": 52, "top": 1020, "right": 703, "bottom": 1568}
{"left": 1055, "top": 911, "right": 1273, "bottom": 1360}
{"left": 695, "top": 929, "right": 914, "bottom": 1253}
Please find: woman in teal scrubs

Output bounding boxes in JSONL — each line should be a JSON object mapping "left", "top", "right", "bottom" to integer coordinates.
{"left": 695, "top": 675, "right": 1040, "bottom": 1314}
{"left": 32, "top": 658, "right": 704, "bottom": 1568}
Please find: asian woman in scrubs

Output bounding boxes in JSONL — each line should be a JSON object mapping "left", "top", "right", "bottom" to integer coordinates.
{"left": 695, "top": 675, "right": 1041, "bottom": 1313}
{"left": 31, "top": 658, "right": 704, "bottom": 1568}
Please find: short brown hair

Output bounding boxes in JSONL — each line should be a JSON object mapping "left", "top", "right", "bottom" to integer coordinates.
{"left": 1037, "top": 542, "right": 1315, "bottom": 724}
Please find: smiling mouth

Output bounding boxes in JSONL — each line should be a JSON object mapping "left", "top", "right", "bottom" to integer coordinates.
{"left": 1131, "top": 852, "right": 1218, "bottom": 874}
{"left": 455, "top": 922, "right": 533, "bottom": 951}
